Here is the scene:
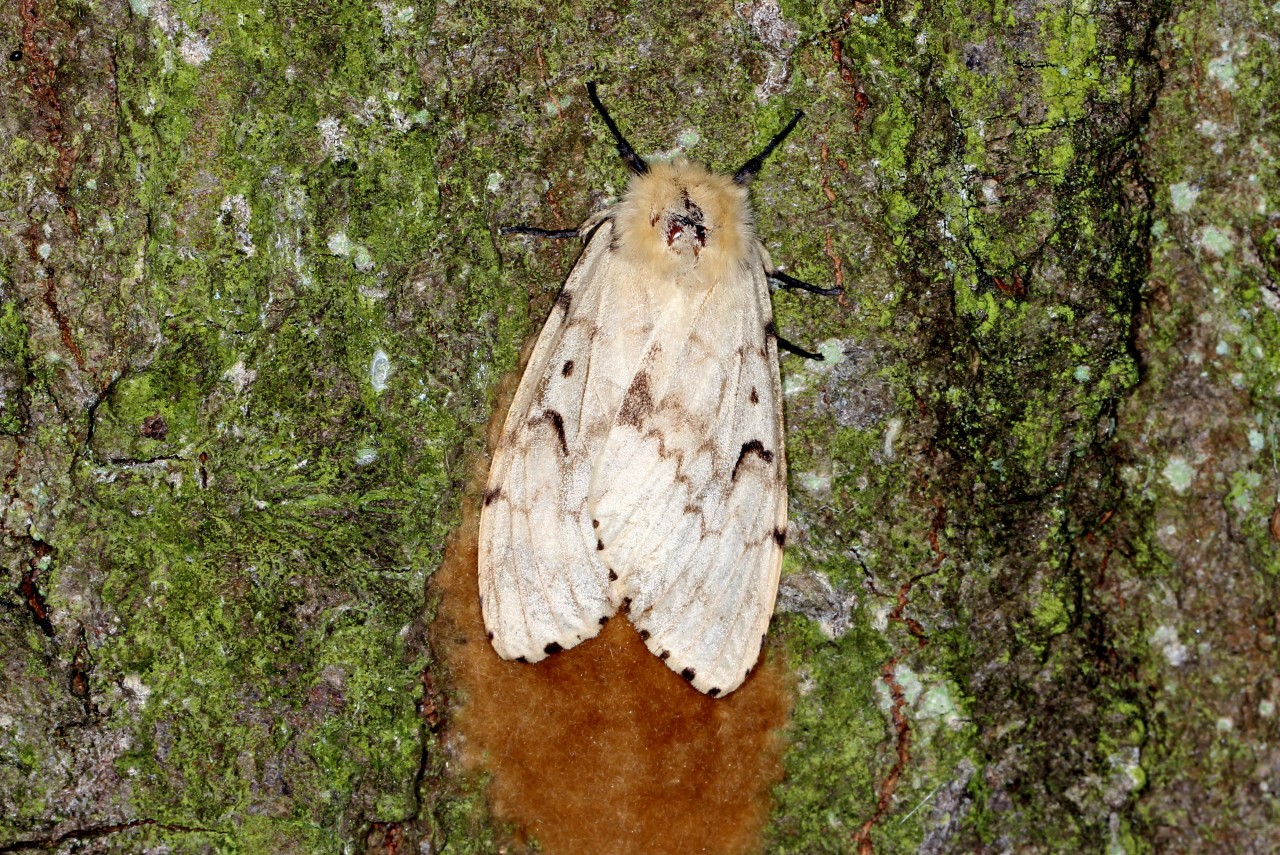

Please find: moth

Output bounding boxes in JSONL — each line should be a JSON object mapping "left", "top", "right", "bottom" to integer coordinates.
{"left": 479, "top": 83, "right": 836, "bottom": 697}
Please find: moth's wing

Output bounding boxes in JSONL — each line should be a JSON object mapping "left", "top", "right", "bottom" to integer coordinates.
{"left": 590, "top": 251, "right": 787, "bottom": 696}
{"left": 479, "top": 218, "right": 655, "bottom": 661}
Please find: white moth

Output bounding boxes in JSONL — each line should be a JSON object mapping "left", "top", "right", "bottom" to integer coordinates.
{"left": 479, "top": 83, "right": 835, "bottom": 697}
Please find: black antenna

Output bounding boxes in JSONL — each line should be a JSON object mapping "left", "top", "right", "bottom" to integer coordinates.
{"left": 734, "top": 110, "right": 804, "bottom": 186}
{"left": 586, "top": 82, "right": 649, "bottom": 176}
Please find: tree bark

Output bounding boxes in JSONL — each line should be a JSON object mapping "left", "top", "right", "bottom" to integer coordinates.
{"left": 1, "top": 0, "right": 1276, "bottom": 851}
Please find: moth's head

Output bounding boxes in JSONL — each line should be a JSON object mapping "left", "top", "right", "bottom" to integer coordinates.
{"left": 584, "top": 83, "right": 803, "bottom": 285}
{"left": 615, "top": 159, "right": 753, "bottom": 282}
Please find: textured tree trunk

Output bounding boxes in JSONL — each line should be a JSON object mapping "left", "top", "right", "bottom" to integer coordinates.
{"left": 1, "top": 0, "right": 1276, "bottom": 852}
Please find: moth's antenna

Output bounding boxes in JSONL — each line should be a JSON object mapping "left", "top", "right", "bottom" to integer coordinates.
{"left": 586, "top": 82, "right": 649, "bottom": 176}
{"left": 734, "top": 110, "right": 804, "bottom": 186}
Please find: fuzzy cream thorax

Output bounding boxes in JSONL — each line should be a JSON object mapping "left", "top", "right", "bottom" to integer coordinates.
{"left": 612, "top": 159, "right": 755, "bottom": 286}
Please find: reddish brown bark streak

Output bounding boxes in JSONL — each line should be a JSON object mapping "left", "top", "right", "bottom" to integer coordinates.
{"left": 854, "top": 503, "right": 947, "bottom": 853}
{"left": 19, "top": 0, "right": 80, "bottom": 233}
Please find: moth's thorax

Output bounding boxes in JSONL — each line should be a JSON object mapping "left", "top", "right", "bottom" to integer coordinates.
{"left": 614, "top": 159, "right": 755, "bottom": 286}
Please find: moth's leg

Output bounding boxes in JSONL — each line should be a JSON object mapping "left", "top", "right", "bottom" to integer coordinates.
{"left": 502, "top": 214, "right": 610, "bottom": 242}
{"left": 500, "top": 226, "right": 581, "bottom": 239}
{"left": 774, "top": 334, "right": 824, "bottom": 361}
{"left": 767, "top": 267, "right": 837, "bottom": 361}
{"left": 767, "top": 269, "right": 843, "bottom": 297}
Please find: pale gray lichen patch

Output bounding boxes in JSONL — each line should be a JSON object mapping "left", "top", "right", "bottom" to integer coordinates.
{"left": 353, "top": 246, "right": 375, "bottom": 273}
{"left": 824, "top": 341, "right": 892, "bottom": 430}
{"left": 369, "top": 349, "right": 391, "bottom": 392}
{"left": 1151, "top": 625, "right": 1189, "bottom": 667}
{"left": 122, "top": 674, "right": 152, "bottom": 708}
{"left": 131, "top": 0, "right": 179, "bottom": 35}
{"left": 1106, "top": 747, "right": 1144, "bottom": 800}
{"left": 875, "top": 662, "right": 924, "bottom": 711}
{"left": 327, "top": 231, "right": 354, "bottom": 256}
{"left": 179, "top": 31, "right": 212, "bottom": 65}
{"left": 735, "top": 0, "right": 799, "bottom": 99}
{"left": 1161, "top": 456, "right": 1195, "bottom": 493}
{"left": 777, "top": 568, "right": 860, "bottom": 639}
{"left": 219, "top": 195, "right": 256, "bottom": 257}
{"left": 1170, "top": 181, "right": 1200, "bottom": 213}
{"left": 917, "top": 682, "right": 966, "bottom": 731}
{"left": 223, "top": 359, "right": 257, "bottom": 395}
{"left": 1198, "top": 225, "right": 1235, "bottom": 256}
{"left": 375, "top": 0, "right": 416, "bottom": 36}
{"left": 317, "top": 117, "right": 353, "bottom": 162}
{"left": 782, "top": 373, "right": 808, "bottom": 396}
{"left": 882, "top": 417, "right": 903, "bottom": 460}
{"left": 1207, "top": 52, "right": 1238, "bottom": 91}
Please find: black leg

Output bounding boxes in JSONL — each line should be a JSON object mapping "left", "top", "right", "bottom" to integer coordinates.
{"left": 775, "top": 334, "right": 824, "bottom": 361}
{"left": 500, "top": 226, "right": 581, "bottom": 239}
{"left": 769, "top": 270, "right": 842, "bottom": 296}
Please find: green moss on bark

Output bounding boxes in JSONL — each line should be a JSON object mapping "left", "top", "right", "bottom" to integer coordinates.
{"left": 3, "top": 0, "right": 1277, "bottom": 851}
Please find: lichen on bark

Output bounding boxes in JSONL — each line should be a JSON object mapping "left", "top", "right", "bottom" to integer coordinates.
{"left": 1, "top": 0, "right": 1277, "bottom": 852}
